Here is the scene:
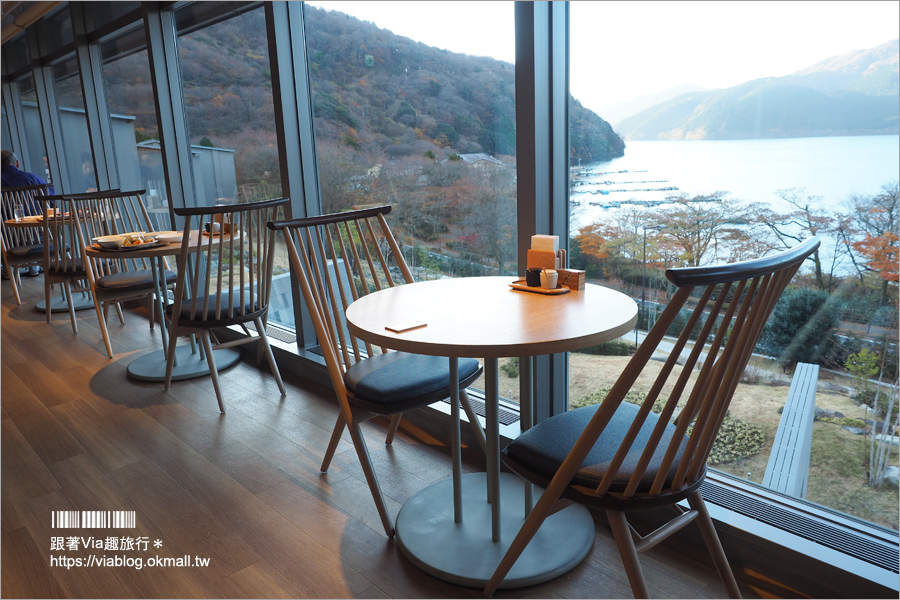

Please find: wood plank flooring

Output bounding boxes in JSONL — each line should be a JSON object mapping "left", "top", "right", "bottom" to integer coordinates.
{"left": 1, "top": 275, "right": 754, "bottom": 599}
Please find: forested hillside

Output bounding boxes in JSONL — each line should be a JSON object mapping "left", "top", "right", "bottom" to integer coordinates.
{"left": 303, "top": 5, "right": 622, "bottom": 163}
{"left": 162, "top": 5, "right": 623, "bottom": 166}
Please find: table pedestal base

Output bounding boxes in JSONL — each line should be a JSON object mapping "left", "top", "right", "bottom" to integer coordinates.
{"left": 35, "top": 293, "right": 94, "bottom": 313}
{"left": 395, "top": 472, "right": 594, "bottom": 589}
{"left": 126, "top": 346, "right": 241, "bottom": 382}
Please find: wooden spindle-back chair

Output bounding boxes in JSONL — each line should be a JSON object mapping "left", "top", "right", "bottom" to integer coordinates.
{"left": 484, "top": 238, "right": 820, "bottom": 598}
{"left": 69, "top": 189, "right": 175, "bottom": 358}
{"left": 1, "top": 183, "right": 52, "bottom": 304}
{"left": 163, "top": 198, "right": 289, "bottom": 412}
{"left": 269, "top": 205, "right": 485, "bottom": 537}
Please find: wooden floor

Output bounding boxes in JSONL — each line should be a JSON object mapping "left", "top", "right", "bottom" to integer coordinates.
{"left": 1, "top": 275, "right": 755, "bottom": 599}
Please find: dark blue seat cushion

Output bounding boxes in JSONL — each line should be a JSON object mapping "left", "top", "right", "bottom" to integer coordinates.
{"left": 7, "top": 243, "right": 43, "bottom": 259}
{"left": 49, "top": 257, "right": 86, "bottom": 277}
{"left": 344, "top": 352, "right": 482, "bottom": 414}
{"left": 166, "top": 294, "right": 264, "bottom": 327}
{"left": 503, "top": 402, "right": 688, "bottom": 494}
{"left": 96, "top": 269, "right": 176, "bottom": 294}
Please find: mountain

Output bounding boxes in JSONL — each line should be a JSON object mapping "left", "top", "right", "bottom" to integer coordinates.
{"left": 593, "top": 83, "right": 706, "bottom": 126}
{"left": 615, "top": 39, "right": 899, "bottom": 141}
{"left": 304, "top": 5, "right": 623, "bottom": 163}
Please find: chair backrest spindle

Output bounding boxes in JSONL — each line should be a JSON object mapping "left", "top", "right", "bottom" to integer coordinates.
{"left": 269, "top": 205, "right": 414, "bottom": 383}
{"left": 569, "top": 238, "right": 818, "bottom": 500}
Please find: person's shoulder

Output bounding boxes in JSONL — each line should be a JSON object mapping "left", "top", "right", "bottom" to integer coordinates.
{"left": 24, "top": 171, "right": 48, "bottom": 186}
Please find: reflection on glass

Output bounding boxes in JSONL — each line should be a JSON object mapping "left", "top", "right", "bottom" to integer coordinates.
{"left": 568, "top": 2, "right": 899, "bottom": 531}
{"left": 51, "top": 55, "right": 96, "bottom": 193}
{"left": 16, "top": 74, "right": 52, "bottom": 184}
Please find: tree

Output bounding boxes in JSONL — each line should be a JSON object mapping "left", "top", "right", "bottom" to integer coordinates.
{"left": 650, "top": 193, "right": 752, "bottom": 267}
{"left": 754, "top": 188, "right": 846, "bottom": 291}
{"left": 838, "top": 183, "right": 900, "bottom": 306}
{"left": 847, "top": 347, "right": 900, "bottom": 488}
{"left": 759, "top": 287, "right": 841, "bottom": 370}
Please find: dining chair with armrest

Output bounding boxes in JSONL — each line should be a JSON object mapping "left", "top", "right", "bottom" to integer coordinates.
{"left": 69, "top": 189, "right": 176, "bottom": 358}
{"left": 163, "top": 198, "right": 289, "bottom": 413}
{"left": 269, "top": 205, "right": 486, "bottom": 538}
{"left": 484, "top": 238, "right": 820, "bottom": 598}
{"left": 1, "top": 183, "right": 52, "bottom": 304}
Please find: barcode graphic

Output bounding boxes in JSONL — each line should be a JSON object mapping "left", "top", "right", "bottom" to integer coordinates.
{"left": 51, "top": 511, "right": 136, "bottom": 529}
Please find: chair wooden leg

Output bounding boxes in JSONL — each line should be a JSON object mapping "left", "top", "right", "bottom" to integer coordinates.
{"left": 321, "top": 412, "right": 346, "bottom": 472}
{"left": 148, "top": 296, "right": 155, "bottom": 330}
{"left": 607, "top": 510, "right": 650, "bottom": 599}
{"left": 688, "top": 491, "right": 741, "bottom": 599}
{"left": 113, "top": 301, "right": 125, "bottom": 325}
{"left": 163, "top": 321, "right": 180, "bottom": 390}
{"left": 198, "top": 330, "right": 225, "bottom": 413}
{"left": 460, "top": 389, "right": 488, "bottom": 457}
{"left": 4, "top": 258, "right": 22, "bottom": 305}
{"left": 8, "top": 266, "right": 22, "bottom": 305}
{"left": 254, "top": 317, "right": 285, "bottom": 396}
{"left": 44, "top": 279, "right": 52, "bottom": 323}
{"left": 63, "top": 281, "right": 78, "bottom": 334}
{"left": 94, "top": 299, "right": 114, "bottom": 358}
{"left": 346, "top": 415, "right": 394, "bottom": 538}
{"left": 385, "top": 414, "right": 402, "bottom": 446}
{"left": 484, "top": 477, "right": 563, "bottom": 596}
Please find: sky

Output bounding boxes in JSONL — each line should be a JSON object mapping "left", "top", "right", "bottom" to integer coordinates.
{"left": 308, "top": 1, "right": 899, "bottom": 111}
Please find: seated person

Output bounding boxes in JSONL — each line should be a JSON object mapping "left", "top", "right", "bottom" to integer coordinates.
{"left": 1, "top": 149, "right": 52, "bottom": 277}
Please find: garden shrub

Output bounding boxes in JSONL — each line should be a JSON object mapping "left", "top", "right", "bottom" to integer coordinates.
{"left": 501, "top": 357, "right": 519, "bottom": 378}
{"left": 574, "top": 340, "right": 633, "bottom": 356}
{"left": 574, "top": 386, "right": 766, "bottom": 465}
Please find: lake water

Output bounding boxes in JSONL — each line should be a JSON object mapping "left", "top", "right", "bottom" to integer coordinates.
{"left": 570, "top": 135, "right": 900, "bottom": 232}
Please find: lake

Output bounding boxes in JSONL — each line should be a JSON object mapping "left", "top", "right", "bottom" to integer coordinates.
{"left": 570, "top": 135, "right": 900, "bottom": 232}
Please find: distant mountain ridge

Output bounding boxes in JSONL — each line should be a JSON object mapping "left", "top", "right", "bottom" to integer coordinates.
{"left": 615, "top": 39, "right": 899, "bottom": 141}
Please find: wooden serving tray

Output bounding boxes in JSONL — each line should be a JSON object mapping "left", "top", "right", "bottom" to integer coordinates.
{"left": 509, "top": 279, "right": 570, "bottom": 295}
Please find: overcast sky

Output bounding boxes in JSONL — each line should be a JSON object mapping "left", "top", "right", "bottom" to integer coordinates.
{"left": 308, "top": 1, "right": 899, "bottom": 110}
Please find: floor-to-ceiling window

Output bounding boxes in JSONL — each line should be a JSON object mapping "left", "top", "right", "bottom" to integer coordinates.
{"left": 50, "top": 54, "right": 96, "bottom": 193}
{"left": 101, "top": 28, "right": 166, "bottom": 227}
{"left": 15, "top": 74, "right": 52, "bottom": 185}
{"left": 173, "top": 3, "right": 292, "bottom": 326}
{"left": 567, "top": 0, "right": 899, "bottom": 537}
{"left": 304, "top": 1, "right": 518, "bottom": 397}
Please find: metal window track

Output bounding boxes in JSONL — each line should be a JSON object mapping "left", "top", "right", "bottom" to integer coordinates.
{"left": 700, "top": 480, "right": 899, "bottom": 573}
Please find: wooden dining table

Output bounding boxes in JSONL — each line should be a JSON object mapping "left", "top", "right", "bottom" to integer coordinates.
{"left": 345, "top": 275, "right": 638, "bottom": 588}
{"left": 84, "top": 230, "right": 241, "bottom": 382}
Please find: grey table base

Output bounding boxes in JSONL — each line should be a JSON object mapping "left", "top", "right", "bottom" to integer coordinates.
{"left": 35, "top": 292, "right": 94, "bottom": 312}
{"left": 395, "top": 471, "right": 594, "bottom": 589}
{"left": 126, "top": 346, "right": 241, "bottom": 382}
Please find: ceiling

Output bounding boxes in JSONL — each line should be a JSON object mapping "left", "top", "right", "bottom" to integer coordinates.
{"left": 2, "top": 1, "right": 62, "bottom": 44}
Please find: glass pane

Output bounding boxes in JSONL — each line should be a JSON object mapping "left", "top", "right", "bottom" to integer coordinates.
{"left": 305, "top": 1, "right": 516, "bottom": 396}
{"left": 101, "top": 34, "right": 168, "bottom": 229}
{"left": 40, "top": 6, "right": 74, "bottom": 55}
{"left": 52, "top": 56, "right": 95, "bottom": 193}
{"left": 175, "top": 5, "right": 289, "bottom": 325}
{"left": 568, "top": 0, "right": 899, "bottom": 531}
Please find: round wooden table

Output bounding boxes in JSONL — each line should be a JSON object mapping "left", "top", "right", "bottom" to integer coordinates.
{"left": 85, "top": 230, "right": 240, "bottom": 381}
{"left": 345, "top": 276, "right": 637, "bottom": 588}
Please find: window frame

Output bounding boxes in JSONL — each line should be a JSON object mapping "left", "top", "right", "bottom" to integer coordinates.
{"left": 0, "top": 2, "right": 895, "bottom": 594}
